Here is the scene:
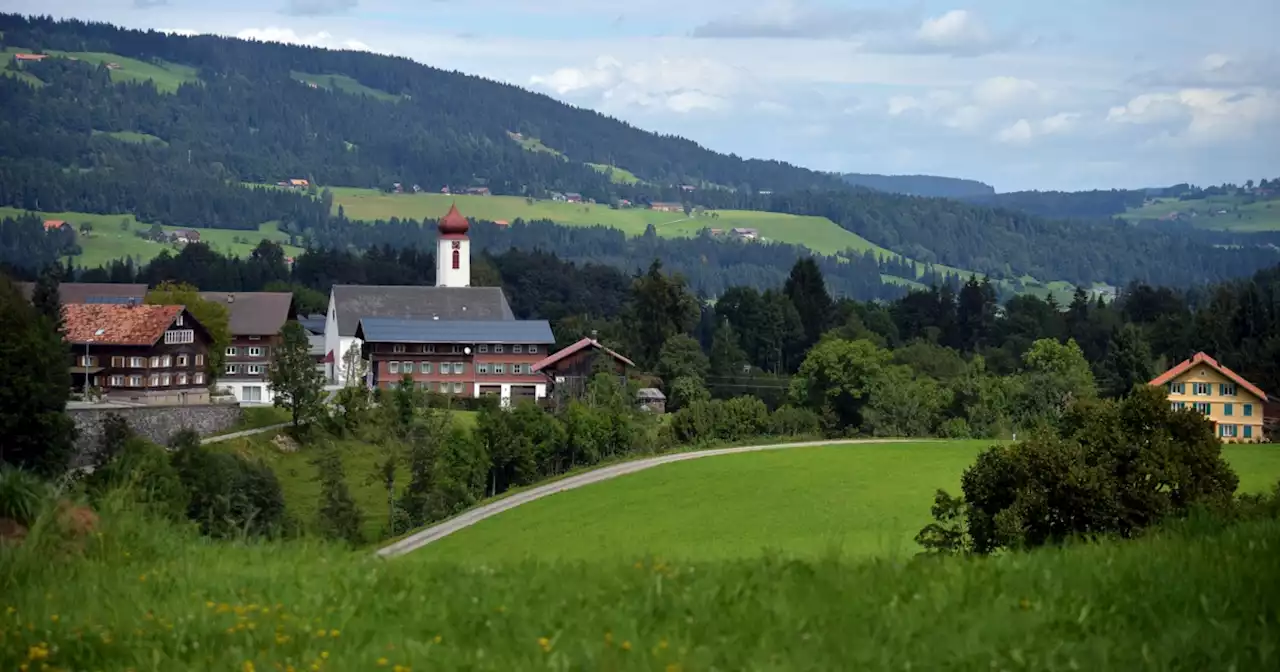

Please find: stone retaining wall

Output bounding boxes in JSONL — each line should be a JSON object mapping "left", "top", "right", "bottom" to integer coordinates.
{"left": 69, "top": 404, "right": 243, "bottom": 463}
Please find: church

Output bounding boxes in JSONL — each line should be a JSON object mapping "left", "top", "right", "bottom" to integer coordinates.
{"left": 322, "top": 205, "right": 557, "bottom": 405}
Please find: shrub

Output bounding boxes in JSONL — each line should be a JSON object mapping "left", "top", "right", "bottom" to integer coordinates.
{"left": 924, "top": 385, "right": 1240, "bottom": 554}
{"left": 768, "top": 406, "right": 822, "bottom": 437}
{"left": 937, "top": 417, "right": 972, "bottom": 439}
{"left": 715, "top": 397, "right": 769, "bottom": 441}
{"left": 86, "top": 436, "right": 188, "bottom": 521}
{"left": 172, "top": 441, "right": 289, "bottom": 538}
{"left": 313, "top": 447, "right": 364, "bottom": 545}
{"left": 0, "top": 465, "right": 50, "bottom": 526}
{"left": 670, "top": 399, "right": 717, "bottom": 445}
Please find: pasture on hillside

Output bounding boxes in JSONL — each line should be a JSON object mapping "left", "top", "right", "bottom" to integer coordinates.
{"left": 0, "top": 207, "right": 304, "bottom": 269}
{"left": 2, "top": 47, "right": 198, "bottom": 93}
{"left": 1123, "top": 196, "right": 1280, "bottom": 232}
{"left": 415, "top": 440, "right": 1280, "bottom": 563}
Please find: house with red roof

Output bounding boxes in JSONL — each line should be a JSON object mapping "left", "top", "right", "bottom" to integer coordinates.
{"left": 62, "top": 302, "right": 215, "bottom": 405}
{"left": 532, "top": 336, "right": 636, "bottom": 404}
{"left": 1149, "top": 352, "right": 1267, "bottom": 443}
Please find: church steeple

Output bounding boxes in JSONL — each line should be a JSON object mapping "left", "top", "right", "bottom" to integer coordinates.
{"left": 436, "top": 203, "right": 471, "bottom": 287}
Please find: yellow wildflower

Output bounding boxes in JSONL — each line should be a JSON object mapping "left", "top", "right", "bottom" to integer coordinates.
{"left": 433, "top": 635, "right": 442, "bottom": 644}
{"left": 329, "top": 629, "right": 340, "bottom": 638}
{"left": 27, "top": 644, "right": 50, "bottom": 660}
{"left": 621, "top": 641, "right": 632, "bottom": 651}
{"left": 393, "top": 666, "right": 411, "bottom": 672}
{"left": 659, "top": 639, "right": 669, "bottom": 650}
{"left": 376, "top": 657, "right": 389, "bottom": 667}
{"left": 537, "top": 637, "right": 551, "bottom": 652}
{"left": 604, "top": 632, "right": 613, "bottom": 645}
{"left": 243, "top": 662, "right": 256, "bottom": 672}
{"left": 49, "top": 615, "right": 59, "bottom": 623}
{"left": 315, "top": 630, "right": 326, "bottom": 638}
{"left": 139, "top": 574, "right": 147, "bottom": 582}
{"left": 666, "top": 665, "right": 683, "bottom": 672}
{"left": 320, "top": 652, "right": 329, "bottom": 660}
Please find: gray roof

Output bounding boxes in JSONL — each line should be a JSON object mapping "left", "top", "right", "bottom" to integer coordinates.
{"left": 637, "top": 388, "right": 667, "bottom": 400}
{"left": 18, "top": 282, "right": 148, "bottom": 305}
{"left": 297, "top": 316, "right": 326, "bottom": 335}
{"left": 307, "top": 332, "right": 325, "bottom": 356}
{"left": 199, "top": 292, "right": 295, "bottom": 336}
{"left": 332, "top": 285, "right": 514, "bottom": 337}
{"left": 355, "top": 318, "right": 554, "bottom": 344}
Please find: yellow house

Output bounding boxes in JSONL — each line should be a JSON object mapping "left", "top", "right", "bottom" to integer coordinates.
{"left": 1149, "top": 352, "right": 1267, "bottom": 443}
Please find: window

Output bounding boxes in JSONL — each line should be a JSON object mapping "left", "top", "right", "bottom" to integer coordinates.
{"left": 452, "top": 362, "right": 464, "bottom": 375}
{"left": 529, "top": 345, "right": 538, "bottom": 354}
{"left": 494, "top": 364, "right": 505, "bottom": 375}
{"left": 194, "top": 373, "right": 205, "bottom": 385}
{"left": 494, "top": 345, "right": 504, "bottom": 353}
{"left": 1221, "top": 383, "right": 1236, "bottom": 396}
{"left": 477, "top": 364, "right": 489, "bottom": 375}
{"left": 1221, "top": 424, "right": 1237, "bottom": 438}
{"left": 420, "top": 362, "right": 432, "bottom": 374}
{"left": 175, "top": 313, "right": 184, "bottom": 327}
{"left": 195, "top": 355, "right": 204, "bottom": 367}
{"left": 109, "top": 375, "right": 125, "bottom": 387}
{"left": 1193, "top": 383, "right": 1212, "bottom": 395}
{"left": 425, "top": 345, "right": 436, "bottom": 354}
{"left": 512, "top": 364, "right": 523, "bottom": 375}
{"left": 130, "top": 357, "right": 145, "bottom": 368}
{"left": 149, "top": 374, "right": 160, "bottom": 386}
{"left": 226, "top": 347, "right": 238, "bottom": 357}
{"left": 111, "top": 356, "right": 125, "bottom": 368}
{"left": 164, "top": 329, "right": 194, "bottom": 344}
{"left": 1244, "top": 404, "right": 1253, "bottom": 417}
{"left": 393, "top": 344, "right": 406, "bottom": 354}
{"left": 479, "top": 344, "right": 489, "bottom": 353}
{"left": 150, "top": 356, "right": 161, "bottom": 368}
{"left": 129, "top": 375, "right": 143, "bottom": 387}
{"left": 390, "top": 361, "right": 400, "bottom": 374}
{"left": 1194, "top": 402, "right": 1211, "bottom": 414}
{"left": 1168, "top": 382, "right": 1185, "bottom": 394}
{"left": 248, "top": 347, "right": 264, "bottom": 358}
{"left": 1170, "top": 401, "right": 1186, "bottom": 410}
{"left": 439, "top": 382, "right": 449, "bottom": 393}
{"left": 451, "top": 345, "right": 462, "bottom": 354}
{"left": 226, "top": 364, "right": 240, "bottom": 375}
{"left": 249, "top": 336, "right": 261, "bottom": 341}
{"left": 78, "top": 355, "right": 97, "bottom": 367}
{"left": 244, "top": 386, "right": 263, "bottom": 402}
{"left": 452, "top": 249, "right": 460, "bottom": 270}
{"left": 160, "top": 374, "right": 171, "bottom": 386}
{"left": 248, "top": 365, "right": 264, "bottom": 375}
{"left": 404, "top": 362, "right": 414, "bottom": 374}
{"left": 174, "top": 355, "right": 186, "bottom": 367}
{"left": 177, "top": 373, "right": 188, "bottom": 385}
{"left": 161, "top": 355, "right": 172, "bottom": 368}
{"left": 513, "top": 345, "right": 523, "bottom": 354}
{"left": 452, "top": 382, "right": 463, "bottom": 394}
{"left": 1224, "top": 403, "right": 1234, "bottom": 416}
{"left": 1245, "top": 425, "right": 1253, "bottom": 439}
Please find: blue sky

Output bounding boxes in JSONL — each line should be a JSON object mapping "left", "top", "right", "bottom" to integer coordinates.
{"left": 12, "top": 0, "right": 1280, "bottom": 191}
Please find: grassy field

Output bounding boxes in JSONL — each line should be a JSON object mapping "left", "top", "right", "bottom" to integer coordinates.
{"left": 91, "top": 129, "right": 167, "bottom": 145}
{"left": 212, "top": 412, "right": 478, "bottom": 541}
{"left": 0, "top": 207, "right": 304, "bottom": 268}
{"left": 4, "top": 48, "right": 198, "bottom": 93}
{"left": 290, "top": 71, "right": 403, "bottom": 102}
{"left": 1122, "top": 196, "right": 1280, "bottom": 232}
{"left": 3, "top": 497, "right": 1278, "bottom": 671}
{"left": 587, "top": 162, "right": 643, "bottom": 185}
{"left": 416, "top": 441, "right": 1280, "bottom": 564}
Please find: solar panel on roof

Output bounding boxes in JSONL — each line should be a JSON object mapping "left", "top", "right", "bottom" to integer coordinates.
{"left": 83, "top": 296, "right": 140, "bottom": 304}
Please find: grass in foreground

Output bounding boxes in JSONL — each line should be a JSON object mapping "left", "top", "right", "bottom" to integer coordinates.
{"left": 418, "top": 441, "right": 1280, "bottom": 563}
{"left": 3, "top": 499, "right": 1278, "bottom": 671}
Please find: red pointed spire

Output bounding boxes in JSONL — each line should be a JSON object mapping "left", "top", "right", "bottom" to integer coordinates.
{"left": 439, "top": 203, "right": 469, "bottom": 235}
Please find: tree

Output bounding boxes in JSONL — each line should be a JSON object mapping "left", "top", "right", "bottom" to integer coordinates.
{"left": 783, "top": 258, "right": 833, "bottom": 347}
{"left": 31, "top": 265, "right": 62, "bottom": 327}
{"left": 269, "top": 321, "right": 326, "bottom": 430}
{"left": 657, "top": 333, "right": 710, "bottom": 386}
{"left": 0, "top": 277, "right": 75, "bottom": 476}
{"left": 1097, "top": 324, "right": 1154, "bottom": 398}
{"left": 342, "top": 346, "right": 368, "bottom": 386}
{"left": 1016, "top": 338, "right": 1097, "bottom": 427}
{"left": 313, "top": 447, "right": 364, "bottom": 545}
{"left": 627, "top": 260, "right": 700, "bottom": 367}
{"left": 789, "top": 338, "right": 893, "bottom": 431}
{"left": 709, "top": 320, "right": 749, "bottom": 376}
{"left": 145, "top": 281, "right": 231, "bottom": 372}
{"left": 668, "top": 375, "right": 710, "bottom": 412}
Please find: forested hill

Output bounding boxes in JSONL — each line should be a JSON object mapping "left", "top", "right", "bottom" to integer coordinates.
{"left": 839, "top": 173, "right": 995, "bottom": 198}
{"left": 1, "top": 13, "right": 1278, "bottom": 294}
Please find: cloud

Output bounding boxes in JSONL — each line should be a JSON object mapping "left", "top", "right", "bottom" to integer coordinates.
{"left": 1130, "top": 52, "right": 1280, "bottom": 90}
{"left": 691, "top": 0, "right": 909, "bottom": 39}
{"left": 236, "top": 27, "right": 371, "bottom": 51}
{"left": 903, "top": 9, "right": 1013, "bottom": 56}
{"left": 530, "top": 55, "right": 745, "bottom": 113}
{"left": 282, "top": 0, "right": 358, "bottom": 17}
{"left": 994, "top": 112, "right": 1081, "bottom": 144}
{"left": 1106, "top": 88, "right": 1280, "bottom": 145}
{"left": 972, "top": 76, "right": 1040, "bottom": 107}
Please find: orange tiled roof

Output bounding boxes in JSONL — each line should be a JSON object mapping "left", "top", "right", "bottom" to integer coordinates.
{"left": 1149, "top": 352, "right": 1267, "bottom": 400}
{"left": 62, "top": 304, "right": 184, "bottom": 346}
{"left": 43, "top": 220, "right": 67, "bottom": 230}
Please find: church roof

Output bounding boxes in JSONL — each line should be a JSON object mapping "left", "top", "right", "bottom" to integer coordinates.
{"left": 439, "top": 204, "right": 469, "bottom": 235}
{"left": 331, "top": 285, "right": 513, "bottom": 337}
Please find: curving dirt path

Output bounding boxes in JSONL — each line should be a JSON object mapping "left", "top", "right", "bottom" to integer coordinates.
{"left": 376, "top": 438, "right": 922, "bottom": 558}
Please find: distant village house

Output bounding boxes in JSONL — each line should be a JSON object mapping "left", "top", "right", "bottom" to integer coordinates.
{"left": 43, "top": 220, "right": 69, "bottom": 231}
{"left": 464, "top": 186, "right": 491, "bottom": 196}
{"left": 650, "top": 202, "right": 683, "bottom": 213}
{"left": 564, "top": 192, "right": 583, "bottom": 203}
{"left": 14, "top": 53, "right": 47, "bottom": 62}
{"left": 731, "top": 228, "right": 759, "bottom": 240}
{"left": 171, "top": 229, "right": 200, "bottom": 244}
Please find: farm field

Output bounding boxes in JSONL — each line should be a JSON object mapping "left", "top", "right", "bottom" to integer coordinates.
{"left": 91, "top": 129, "right": 167, "bottom": 145}
{"left": 3, "top": 47, "right": 198, "bottom": 93}
{"left": 416, "top": 441, "right": 1280, "bottom": 564}
{"left": 290, "top": 71, "right": 403, "bottom": 102}
{"left": 0, "top": 207, "right": 304, "bottom": 269}
{"left": 1122, "top": 196, "right": 1280, "bottom": 232}
{"left": 211, "top": 411, "right": 478, "bottom": 541}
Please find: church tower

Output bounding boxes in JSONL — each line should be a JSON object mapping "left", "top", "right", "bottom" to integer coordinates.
{"left": 436, "top": 204, "right": 470, "bottom": 287}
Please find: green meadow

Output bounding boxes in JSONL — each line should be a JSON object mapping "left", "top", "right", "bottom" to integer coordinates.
{"left": 415, "top": 441, "right": 1280, "bottom": 564}
{"left": 1123, "top": 196, "right": 1280, "bottom": 232}
{"left": 3, "top": 47, "right": 198, "bottom": 93}
{"left": 290, "top": 71, "right": 404, "bottom": 102}
{"left": 0, "top": 207, "right": 304, "bottom": 269}
{"left": 91, "top": 129, "right": 167, "bottom": 145}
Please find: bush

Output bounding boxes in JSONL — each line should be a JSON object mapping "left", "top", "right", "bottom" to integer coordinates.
{"left": 172, "top": 441, "right": 290, "bottom": 539}
{"left": 936, "top": 417, "right": 972, "bottom": 439}
{"left": 86, "top": 436, "right": 188, "bottom": 522}
{"left": 715, "top": 397, "right": 769, "bottom": 441}
{"left": 0, "top": 465, "right": 50, "bottom": 526}
{"left": 768, "top": 406, "right": 822, "bottom": 437}
{"left": 922, "top": 385, "right": 1241, "bottom": 555}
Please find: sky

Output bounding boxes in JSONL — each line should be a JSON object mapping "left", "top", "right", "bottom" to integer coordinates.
{"left": 10, "top": 0, "right": 1280, "bottom": 192}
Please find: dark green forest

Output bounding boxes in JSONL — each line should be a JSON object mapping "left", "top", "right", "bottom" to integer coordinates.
{"left": 1, "top": 13, "right": 1278, "bottom": 296}
{"left": 839, "top": 173, "right": 994, "bottom": 198}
